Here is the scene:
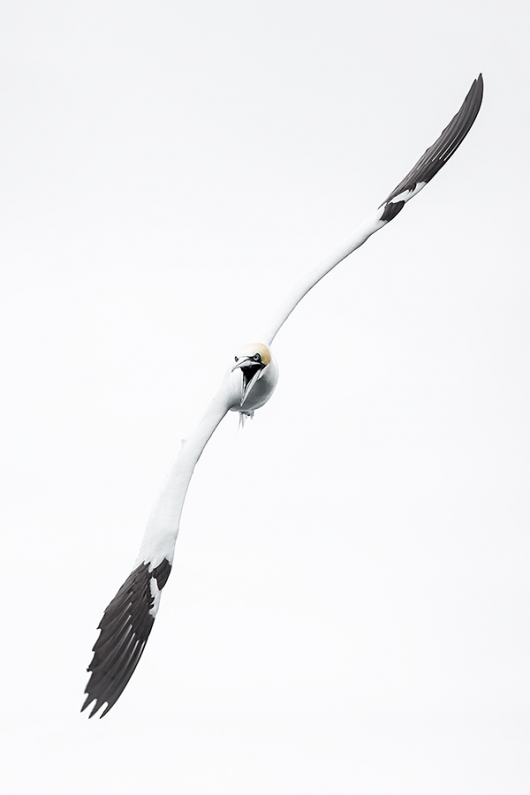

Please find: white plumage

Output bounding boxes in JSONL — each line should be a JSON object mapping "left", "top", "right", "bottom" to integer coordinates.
{"left": 83, "top": 74, "right": 483, "bottom": 717}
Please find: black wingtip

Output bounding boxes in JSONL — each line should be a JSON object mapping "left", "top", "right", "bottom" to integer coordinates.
{"left": 381, "top": 73, "right": 484, "bottom": 208}
{"left": 80, "top": 692, "right": 104, "bottom": 718}
{"left": 82, "top": 559, "right": 172, "bottom": 718}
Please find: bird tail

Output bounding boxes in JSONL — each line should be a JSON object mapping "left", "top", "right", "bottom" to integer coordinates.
{"left": 238, "top": 411, "right": 254, "bottom": 431}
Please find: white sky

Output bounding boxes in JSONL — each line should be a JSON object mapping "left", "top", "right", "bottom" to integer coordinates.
{"left": 1, "top": 1, "right": 529, "bottom": 793}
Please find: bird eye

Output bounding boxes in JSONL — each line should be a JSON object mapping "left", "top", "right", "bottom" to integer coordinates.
{"left": 253, "top": 353, "right": 261, "bottom": 361}
{"left": 234, "top": 356, "right": 239, "bottom": 362}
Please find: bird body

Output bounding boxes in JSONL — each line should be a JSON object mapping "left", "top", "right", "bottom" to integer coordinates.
{"left": 83, "top": 75, "right": 484, "bottom": 718}
{"left": 232, "top": 342, "right": 279, "bottom": 414}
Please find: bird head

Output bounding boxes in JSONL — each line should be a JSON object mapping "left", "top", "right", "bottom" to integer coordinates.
{"left": 231, "top": 342, "right": 272, "bottom": 406}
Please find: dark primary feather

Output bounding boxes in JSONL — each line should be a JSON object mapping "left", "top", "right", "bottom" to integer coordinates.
{"left": 382, "top": 74, "right": 483, "bottom": 206}
{"left": 82, "top": 559, "right": 172, "bottom": 718}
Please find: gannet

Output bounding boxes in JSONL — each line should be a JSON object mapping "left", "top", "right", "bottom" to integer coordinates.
{"left": 83, "top": 75, "right": 483, "bottom": 717}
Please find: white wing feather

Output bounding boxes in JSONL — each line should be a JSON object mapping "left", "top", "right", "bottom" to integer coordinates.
{"left": 135, "top": 371, "right": 238, "bottom": 568}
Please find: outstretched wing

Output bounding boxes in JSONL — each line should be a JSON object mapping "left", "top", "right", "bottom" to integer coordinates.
{"left": 82, "top": 374, "right": 238, "bottom": 717}
{"left": 261, "top": 75, "right": 483, "bottom": 345}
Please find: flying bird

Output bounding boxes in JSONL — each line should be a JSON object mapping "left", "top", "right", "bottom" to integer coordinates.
{"left": 83, "top": 74, "right": 484, "bottom": 717}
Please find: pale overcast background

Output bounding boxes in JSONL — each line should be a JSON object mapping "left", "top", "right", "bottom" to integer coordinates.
{"left": 1, "top": 2, "right": 529, "bottom": 793}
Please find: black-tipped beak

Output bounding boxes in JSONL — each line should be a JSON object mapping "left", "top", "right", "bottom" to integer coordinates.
{"left": 231, "top": 356, "right": 251, "bottom": 372}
